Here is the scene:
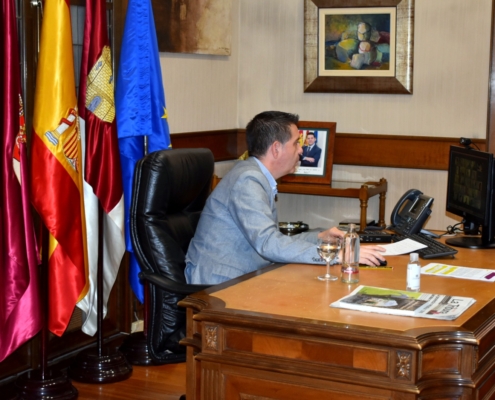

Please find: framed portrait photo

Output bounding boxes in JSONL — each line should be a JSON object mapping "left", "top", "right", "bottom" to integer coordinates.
{"left": 281, "top": 121, "right": 336, "bottom": 185}
{"left": 304, "top": 0, "right": 414, "bottom": 94}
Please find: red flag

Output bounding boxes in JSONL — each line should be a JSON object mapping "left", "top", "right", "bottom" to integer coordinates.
{"left": 30, "top": 0, "right": 89, "bottom": 336}
{"left": 77, "top": 0, "right": 125, "bottom": 336}
{"left": 0, "top": 0, "right": 41, "bottom": 361}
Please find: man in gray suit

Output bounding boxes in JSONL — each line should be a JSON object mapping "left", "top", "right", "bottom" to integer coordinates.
{"left": 185, "top": 111, "right": 385, "bottom": 285}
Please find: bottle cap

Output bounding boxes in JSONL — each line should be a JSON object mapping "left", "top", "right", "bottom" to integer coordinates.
{"left": 410, "top": 253, "right": 419, "bottom": 262}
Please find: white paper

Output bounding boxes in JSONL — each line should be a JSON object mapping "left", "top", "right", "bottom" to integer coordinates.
{"left": 379, "top": 239, "right": 427, "bottom": 256}
{"left": 422, "top": 263, "right": 495, "bottom": 282}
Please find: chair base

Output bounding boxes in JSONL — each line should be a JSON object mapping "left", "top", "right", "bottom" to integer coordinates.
{"left": 119, "top": 331, "right": 157, "bottom": 365}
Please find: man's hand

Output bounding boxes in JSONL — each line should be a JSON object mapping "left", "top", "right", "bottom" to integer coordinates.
{"left": 359, "top": 245, "right": 387, "bottom": 266}
{"left": 318, "top": 227, "right": 345, "bottom": 239}
{"left": 318, "top": 228, "right": 386, "bottom": 266}
{"left": 304, "top": 157, "right": 315, "bottom": 163}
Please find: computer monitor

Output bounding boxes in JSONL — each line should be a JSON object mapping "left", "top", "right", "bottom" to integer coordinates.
{"left": 445, "top": 145, "right": 495, "bottom": 249}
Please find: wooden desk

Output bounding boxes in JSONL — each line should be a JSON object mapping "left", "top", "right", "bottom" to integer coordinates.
{"left": 277, "top": 178, "right": 388, "bottom": 229}
{"left": 180, "top": 242, "right": 495, "bottom": 399}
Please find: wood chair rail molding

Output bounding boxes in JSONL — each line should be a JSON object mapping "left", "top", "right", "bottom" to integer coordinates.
{"left": 171, "top": 130, "right": 486, "bottom": 171}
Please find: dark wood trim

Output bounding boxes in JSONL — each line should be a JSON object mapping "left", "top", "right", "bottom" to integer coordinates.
{"left": 333, "top": 134, "right": 486, "bottom": 170}
{"left": 170, "top": 130, "right": 486, "bottom": 171}
{"left": 171, "top": 129, "right": 246, "bottom": 161}
{"left": 487, "top": 0, "right": 495, "bottom": 154}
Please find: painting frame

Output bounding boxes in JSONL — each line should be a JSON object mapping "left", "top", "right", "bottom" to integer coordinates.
{"left": 304, "top": 0, "right": 414, "bottom": 94}
{"left": 280, "top": 121, "right": 336, "bottom": 185}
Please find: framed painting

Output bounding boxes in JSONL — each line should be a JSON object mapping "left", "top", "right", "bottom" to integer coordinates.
{"left": 151, "top": 0, "right": 232, "bottom": 55}
{"left": 281, "top": 121, "right": 336, "bottom": 185}
{"left": 304, "top": 0, "right": 414, "bottom": 94}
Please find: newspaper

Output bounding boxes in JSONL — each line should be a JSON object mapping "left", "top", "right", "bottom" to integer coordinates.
{"left": 330, "top": 285, "right": 476, "bottom": 320}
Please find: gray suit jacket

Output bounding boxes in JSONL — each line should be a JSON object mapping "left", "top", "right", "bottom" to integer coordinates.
{"left": 185, "top": 157, "right": 323, "bottom": 285}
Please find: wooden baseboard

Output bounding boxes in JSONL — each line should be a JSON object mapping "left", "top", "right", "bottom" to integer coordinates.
{"left": 171, "top": 130, "right": 486, "bottom": 171}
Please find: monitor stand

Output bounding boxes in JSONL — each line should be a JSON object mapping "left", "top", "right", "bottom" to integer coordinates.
{"left": 445, "top": 236, "right": 495, "bottom": 249}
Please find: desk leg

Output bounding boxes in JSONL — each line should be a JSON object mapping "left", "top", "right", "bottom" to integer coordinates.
{"left": 378, "top": 190, "right": 386, "bottom": 227}
{"left": 184, "top": 308, "right": 200, "bottom": 400}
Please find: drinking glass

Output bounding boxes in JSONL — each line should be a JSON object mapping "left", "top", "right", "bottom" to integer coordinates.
{"left": 316, "top": 236, "right": 341, "bottom": 281}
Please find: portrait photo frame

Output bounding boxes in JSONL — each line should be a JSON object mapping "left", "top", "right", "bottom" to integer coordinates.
{"left": 304, "top": 0, "right": 414, "bottom": 94}
{"left": 281, "top": 121, "right": 336, "bottom": 185}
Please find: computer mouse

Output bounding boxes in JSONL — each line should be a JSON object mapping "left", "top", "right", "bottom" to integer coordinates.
{"left": 360, "top": 259, "right": 387, "bottom": 267}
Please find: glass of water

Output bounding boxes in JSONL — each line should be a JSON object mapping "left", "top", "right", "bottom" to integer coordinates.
{"left": 316, "top": 236, "right": 341, "bottom": 281}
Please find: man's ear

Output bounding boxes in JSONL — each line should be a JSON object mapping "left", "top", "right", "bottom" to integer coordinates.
{"left": 270, "top": 141, "right": 281, "bottom": 159}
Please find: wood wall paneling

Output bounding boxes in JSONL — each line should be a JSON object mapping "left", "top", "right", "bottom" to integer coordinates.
{"left": 171, "top": 130, "right": 486, "bottom": 171}
{"left": 171, "top": 129, "right": 245, "bottom": 161}
{"left": 333, "top": 134, "right": 486, "bottom": 170}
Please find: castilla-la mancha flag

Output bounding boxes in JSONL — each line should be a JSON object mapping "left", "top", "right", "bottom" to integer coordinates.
{"left": 0, "top": 0, "right": 41, "bottom": 362}
{"left": 30, "top": 0, "right": 89, "bottom": 336}
{"left": 76, "top": 0, "right": 125, "bottom": 336}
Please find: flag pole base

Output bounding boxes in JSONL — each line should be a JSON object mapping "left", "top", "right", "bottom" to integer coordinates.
{"left": 15, "top": 369, "right": 78, "bottom": 399}
{"left": 68, "top": 347, "right": 132, "bottom": 384}
{"left": 119, "top": 331, "right": 156, "bottom": 365}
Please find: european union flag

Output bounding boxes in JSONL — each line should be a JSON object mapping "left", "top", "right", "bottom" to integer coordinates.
{"left": 116, "top": 0, "right": 171, "bottom": 303}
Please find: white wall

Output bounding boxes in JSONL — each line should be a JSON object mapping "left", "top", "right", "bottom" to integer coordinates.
{"left": 237, "top": 0, "right": 491, "bottom": 137}
{"left": 158, "top": 0, "right": 239, "bottom": 132}
{"left": 161, "top": 0, "right": 493, "bottom": 231}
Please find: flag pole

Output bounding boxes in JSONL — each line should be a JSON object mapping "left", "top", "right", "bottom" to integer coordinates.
{"left": 68, "top": 204, "right": 133, "bottom": 383}
{"left": 118, "top": 276, "right": 154, "bottom": 365}
{"left": 15, "top": 225, "right": 78, "bottom": 399}
{"left": 119, "top": 136, "right": 156, "bottom": 366}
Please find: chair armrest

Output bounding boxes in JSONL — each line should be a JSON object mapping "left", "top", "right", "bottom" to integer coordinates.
{"left": 139, "top": 270, "right": 210, "bottom": 295}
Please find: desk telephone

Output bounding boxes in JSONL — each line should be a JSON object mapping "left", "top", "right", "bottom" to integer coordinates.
{"left": 390, "top": 189, "right": 433, "bottom": 235}
{"left": 360, "top": 189, "right": 458, "bottom": 258}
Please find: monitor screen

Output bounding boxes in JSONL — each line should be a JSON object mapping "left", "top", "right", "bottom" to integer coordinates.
{"left": 445, "top": 145, "right": 495, "bottom": 249}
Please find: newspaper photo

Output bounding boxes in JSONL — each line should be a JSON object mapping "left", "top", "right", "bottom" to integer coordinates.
{"left": 330, "top": 286, "right": 476, "bottom": 320}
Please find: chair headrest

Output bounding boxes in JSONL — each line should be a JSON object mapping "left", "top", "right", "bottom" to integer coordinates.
{"left": 136, "top": 148, "right": 214, "bottom": 216}
{"left": 130, "top": 148, "right": 214, "bottom": 277}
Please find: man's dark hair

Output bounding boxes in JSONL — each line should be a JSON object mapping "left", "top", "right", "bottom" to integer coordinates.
{"left": 246, "top": 111, "right": 299, "bottom": 158}
{"left": 306, "top": 131, "right": 316, "bottom": 138}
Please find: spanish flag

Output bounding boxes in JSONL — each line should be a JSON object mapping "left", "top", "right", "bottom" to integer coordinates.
{"left": 30, "top": 0, "right": 89, "bottom": 336}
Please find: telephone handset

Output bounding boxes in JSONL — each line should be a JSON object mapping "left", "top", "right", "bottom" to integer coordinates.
{"left": 391, "top": 189, "right": 434, "bottom": 235}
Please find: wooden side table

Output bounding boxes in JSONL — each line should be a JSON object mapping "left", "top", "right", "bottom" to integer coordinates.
{"left": 277, "top": 177, "right": 387, "bottom": 229}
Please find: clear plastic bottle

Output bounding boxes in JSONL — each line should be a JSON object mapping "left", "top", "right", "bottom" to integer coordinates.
{"left": 341, "top": 224, "right": 360, "bottom": 283}
{"left": 406, "top": 253, "right": 421, "bottom": 292}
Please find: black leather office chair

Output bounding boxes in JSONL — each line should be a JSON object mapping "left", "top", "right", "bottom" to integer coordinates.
{"left": 130, "top": 148, "right": 213, "bottom": 364}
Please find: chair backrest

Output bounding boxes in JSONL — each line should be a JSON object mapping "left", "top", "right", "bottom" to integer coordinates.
{"left": 131, "top": 148, "right": 214, "bottom": 281}
{"left": 130, "top": 148, "right": 214, "bottom": 362}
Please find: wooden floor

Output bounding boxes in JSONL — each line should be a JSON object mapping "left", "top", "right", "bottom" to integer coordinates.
{"left": 72, "top": 362, "right": 186, "bottom": 400}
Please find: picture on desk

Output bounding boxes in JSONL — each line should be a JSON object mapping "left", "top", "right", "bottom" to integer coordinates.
{"left": 281, "top": 121, "right": 336, "bottom": 185}
{"left": 296, "top": 129, "right": 327, "bottom": 174}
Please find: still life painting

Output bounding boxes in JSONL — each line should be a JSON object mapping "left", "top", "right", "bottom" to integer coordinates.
{"left": 319, "top": 8, "right": 396, "bottom": 77}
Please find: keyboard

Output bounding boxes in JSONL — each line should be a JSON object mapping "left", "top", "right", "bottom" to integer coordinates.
{"left": 392, "top": 232, "right": 458, "bottom": 259}
{"left": 359, "top": 230, "right": 393, "bottom": 243}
